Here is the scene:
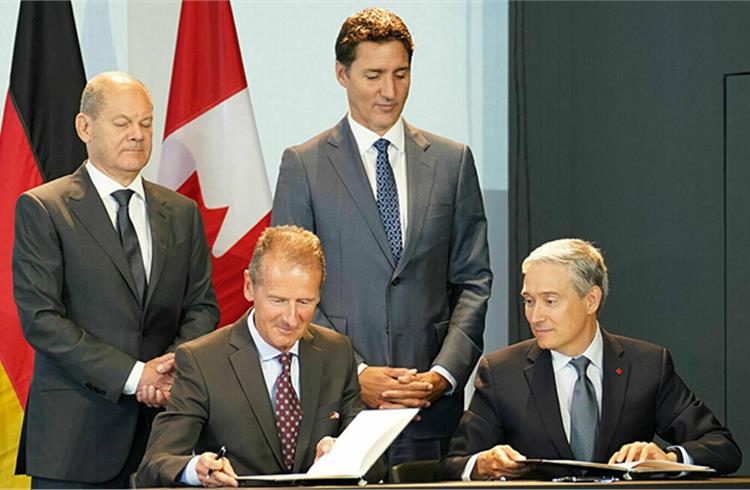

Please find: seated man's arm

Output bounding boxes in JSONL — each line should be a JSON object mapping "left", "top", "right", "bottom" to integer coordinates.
{"left": 613, "top": 348, "right": 742, "bottom": 474}
{"left": 136, "top": 344, "right": 211, "bottom": 487}
{"left": 438, "top": 357, "right": 530, "bottom": 481}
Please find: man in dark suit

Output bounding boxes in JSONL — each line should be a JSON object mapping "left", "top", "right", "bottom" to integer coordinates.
{"left": 439, "top": 239, "right": 742, "bottom": 480}
{"left": 12, "top": 72, "right": 219, "bottom": 488}
{"left": 136, "top": 225, "right": 384, "bottom": 487}
{"left": 271, "top": 7, "right": 492, "bottom": 464}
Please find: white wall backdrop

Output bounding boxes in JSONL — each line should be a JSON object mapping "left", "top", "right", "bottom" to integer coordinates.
{"left": 0, "top": 0, "right": 509, "bottom": 353}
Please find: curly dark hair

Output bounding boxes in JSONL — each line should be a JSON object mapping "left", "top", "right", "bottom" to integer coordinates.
{"left": 335, "top": 7, "right": 414, "bottom": 69}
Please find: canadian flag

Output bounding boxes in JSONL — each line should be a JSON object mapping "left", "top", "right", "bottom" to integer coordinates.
{"left": 160, "top": 0, "right": 271, "bottom": 327}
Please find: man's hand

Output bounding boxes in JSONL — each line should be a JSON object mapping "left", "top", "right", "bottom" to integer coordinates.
{"left": 472, "top": 445, "right": 531, "bottom": 480}
{"left": 195, "top": 451, "right": 238, "bottom": 487}
{"left": 359, "top": 366, "right": 429, "bottom": 408}
{"left": 315, "top": 436, "right": 336, "bottom": 462}
{"left": 608, "top": 441, "right": 675, "bottom": 464}
{"left": 136, "top": 352, "right": 175, "bottom": 408}
{"left": 380, "top": 370, "right": 450, "bottom": 408}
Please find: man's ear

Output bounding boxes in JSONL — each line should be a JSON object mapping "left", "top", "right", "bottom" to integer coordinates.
{"left": 335, "top": 61, "right": 350, "bottom": 88}
{"left": 586, "top": 286, "right": 603, "bottom": 314}
{"left": 75, "top": 113, "right": 92, "bottom": 143}
{"left": 243, "top": 270, "right": 255, "bottom": 303}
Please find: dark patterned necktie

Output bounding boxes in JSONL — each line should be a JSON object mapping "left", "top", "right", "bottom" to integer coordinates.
{"left": 373, "top": 138, "right": 402, "bottom": 263}
{"left": 569, "top": 356, "right": 599, "bottom": 461}
{"left": 274, "top": 352, "right": 303, "bottom": 471}
{"left": 111, "top": 189, "right": 147, "bottom": 302}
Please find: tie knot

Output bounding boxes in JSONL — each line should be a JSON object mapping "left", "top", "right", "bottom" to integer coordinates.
{"left": 278, "top": 352, "right": 292, "bottom": 370}
{"left": 111, "top": 189, "right": 135, "bottom": 208}
{"left": 373, "top": 138, "right": 390, "bottom": 154}
{"left": 570, "top": 356, "right": 591, "bottom": 377}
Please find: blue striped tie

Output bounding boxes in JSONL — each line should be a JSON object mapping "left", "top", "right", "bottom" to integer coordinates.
{"left": 373, "top": 138, "right": 402, "bottom": 263}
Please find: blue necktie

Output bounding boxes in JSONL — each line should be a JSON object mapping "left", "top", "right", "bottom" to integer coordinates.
{"left": 111, "top": 189, "right": 147, "bottom": 303}
{"left": 569, "top": 356, "right": 599, "bottom": 461}
{"left": 373, "top": 138, "right": 402, "bottom": 263}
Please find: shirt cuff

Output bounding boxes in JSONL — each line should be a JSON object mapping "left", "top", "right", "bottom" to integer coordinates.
{"left": 122, "top": 361, "right": 145, "bottom": 395}
{"left": 462, "top": 453, "right": 480, "bottom": 481}
{"left": 666, "top": 445, "right": 694, "bottom": 465}
{"left": 430, "top": 365, "right": 457, "bottom": 395}
{"left": 357, "top": 362, "right": 369, "bottom": 375}
{"left": 180, "top": 455, "right": 202, "bottom": 486}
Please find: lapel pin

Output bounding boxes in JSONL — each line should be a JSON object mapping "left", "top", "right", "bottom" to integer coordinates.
{"left": 616, "top": 368, "right": 623, "bottom": 375}
{"left": 329, "top": 411, "right": 340, "bottom": 420}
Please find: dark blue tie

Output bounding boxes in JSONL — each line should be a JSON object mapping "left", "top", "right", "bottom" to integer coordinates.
{"left": 569, "top": 356, "right": 599, "bottom": 461}
{"left": 111, "top": 189, "right": 147, "bottom": 303}
{"left": 373, "top": 138, "right": 402, "bottom": 263}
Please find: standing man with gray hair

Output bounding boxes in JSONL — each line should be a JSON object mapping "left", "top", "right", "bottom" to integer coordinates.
{"left": 272, "top": 7, "right": 492, "bottom": 464}
{"left": 439, "top": 239, "right": 741, "bottom": 480}
{"left": 13, "top": 71, "right": 219, "bottom": 488}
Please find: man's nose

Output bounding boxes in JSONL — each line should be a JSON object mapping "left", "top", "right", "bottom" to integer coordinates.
{"left": 380, "top": 75, "right": 396, "bottom": 99}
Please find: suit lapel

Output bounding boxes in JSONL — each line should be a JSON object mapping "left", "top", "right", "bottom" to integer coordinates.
{"left": 395, "top": 122, "right": 437, "bottom": 277}
{"left": 595, "top": 329, "right": 630, "bottom": 461}
{"left": 326, "top": 118, "right": 396, "bottom": 268}
{"left": 67, "top": 165, "right": 141, "bottom": 302}
{"left": 294, "top": 330, "right": 323, "bottom": 472}
{"left": 143, "top": 181, "right": 169, "bottom": 307}
{"left": 523, "top": 343, "right": 575, "bottom": 459}
{"left": 228, "top": 315, "right": 285, "bottom": 471}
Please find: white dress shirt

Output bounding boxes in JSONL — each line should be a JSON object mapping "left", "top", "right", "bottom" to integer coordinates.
{"left": 85, "top": 162, "right": 152, "bottom": 395}
{"left": 181, "top": 313, "right": 300, "bottom": 485}
{"left": 462, "top": 325, "right": 691, "bottom": 480}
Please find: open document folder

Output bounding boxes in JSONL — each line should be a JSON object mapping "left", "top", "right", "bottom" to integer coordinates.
{"left": 238, "top": 408, "right": 419, "bottom": 483}
{"left": 520, "top": 458, "right": 716, "bottom": 480}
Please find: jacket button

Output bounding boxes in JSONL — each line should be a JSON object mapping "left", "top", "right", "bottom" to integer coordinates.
{"left": 391, "top": 277, "right": 400, "bottom": 286}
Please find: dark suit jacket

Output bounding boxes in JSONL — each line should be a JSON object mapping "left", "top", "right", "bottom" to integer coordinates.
{"left": 272, "top": 118, "right": 492, "bottom": 443}
{"left": 136, "top": 313, "right": 385, "bottom": 487}
{"left": 12, "top": 164, "right": 219, "bottom": 482}
{"left": 439, "top": 329, "right": 742, "bottom": 480}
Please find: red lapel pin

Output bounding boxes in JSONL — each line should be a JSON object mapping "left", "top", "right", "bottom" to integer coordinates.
{"left": 616, "top": 368, "right": 623, "bottom": 375}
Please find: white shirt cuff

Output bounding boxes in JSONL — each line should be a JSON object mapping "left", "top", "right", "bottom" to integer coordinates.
{"left": 431, "top": 365, "right": 457, "bottom": 395}
{"left": 357, "top": 362, "right": 368, "bottom": 375}
{"left": 462, "top": 453, "right": 480, "bottom": 481}
{"left": 180, "top": 455, "right": 202, "bottom": 486}
{"left": 122, "top": 361, "right": 145, "bottom": 395}
{"left": 667, "top": 445, "right": 694, "bottom": 465}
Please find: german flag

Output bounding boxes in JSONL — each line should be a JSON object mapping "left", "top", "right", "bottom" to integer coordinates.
{"left": 0, "top": 2, "right": 86, "bottom": 486}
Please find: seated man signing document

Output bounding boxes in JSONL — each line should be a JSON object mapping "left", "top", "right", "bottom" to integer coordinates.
{"left": 439, "top": 239, "right": 741, "bottom": 480}
{"left": 137, "top": 226, "right": 385, "bottom": 487}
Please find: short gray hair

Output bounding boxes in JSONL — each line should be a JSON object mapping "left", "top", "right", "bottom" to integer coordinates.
{"left": 522, "top": 238, "right": 609, "bottom": 308}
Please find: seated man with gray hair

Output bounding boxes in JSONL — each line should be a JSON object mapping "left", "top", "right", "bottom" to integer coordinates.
{"left": 439, "top": 238, "right": 741, "bottom": 481}
{"left": 137, "top": 225, "right": 385, "bottom": 487}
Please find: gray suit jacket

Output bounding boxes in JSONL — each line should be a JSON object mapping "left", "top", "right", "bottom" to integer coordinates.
{"left": 12, "top": 164, "right": 219, "bottom": 482}
{"left": 272, "top": 118, "right": 492, "bottom": 440}
{"left": 136, "top": 314, "right": 383, "bottom": 486}
{"left": 438, "top": 329, "right": 742, "bottom": 480}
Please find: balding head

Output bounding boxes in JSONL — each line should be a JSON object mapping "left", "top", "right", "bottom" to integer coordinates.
{"left": 80, "top": 71, "right": 152, "bottom": 119}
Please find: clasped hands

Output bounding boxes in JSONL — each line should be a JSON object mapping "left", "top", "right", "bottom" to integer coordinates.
{"left": 136, "top": 352, "right": 175, "bottom": 408}
{"left": 194, "top": 437, "right": 337, "bottom": 487}
{"left": 473, "top": 441, "right": 678, "bottom": 480}
{"left": 359, "top": 366, "right": 449, "bottom": 412}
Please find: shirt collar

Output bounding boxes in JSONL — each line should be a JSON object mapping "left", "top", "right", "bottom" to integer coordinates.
{"left": 246, "top": 310, "right": 300, "bottom": 361}
{"left": 550, "top": 323, "right": 604, "bottom": 373}
{"left": 347, "top": 113, "right": 405, "bottom": 156}
{"left": 86, "top": 160, "right": 146, "bottom": 201}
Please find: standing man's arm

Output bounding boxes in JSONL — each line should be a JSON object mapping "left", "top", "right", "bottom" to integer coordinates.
{"left": 272, "top": 147, "right": 315, "bottom": 230}
{"left": 13, "top": 193, "right": 144, "bottom": 403}
{"left": 431, "top": 145, "right": 491, "bottom": 391}
{"left": 166, "top": 200, "right": 219, "bottom": 350}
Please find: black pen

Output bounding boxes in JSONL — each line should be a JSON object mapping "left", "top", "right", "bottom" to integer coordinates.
{"left": 208, "top": 446, "right": 227, "bottom": 476}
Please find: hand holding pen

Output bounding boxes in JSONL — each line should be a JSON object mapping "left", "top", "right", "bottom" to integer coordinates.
{"left": 197, "top": 446, "right": 238, "bottom": 487}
